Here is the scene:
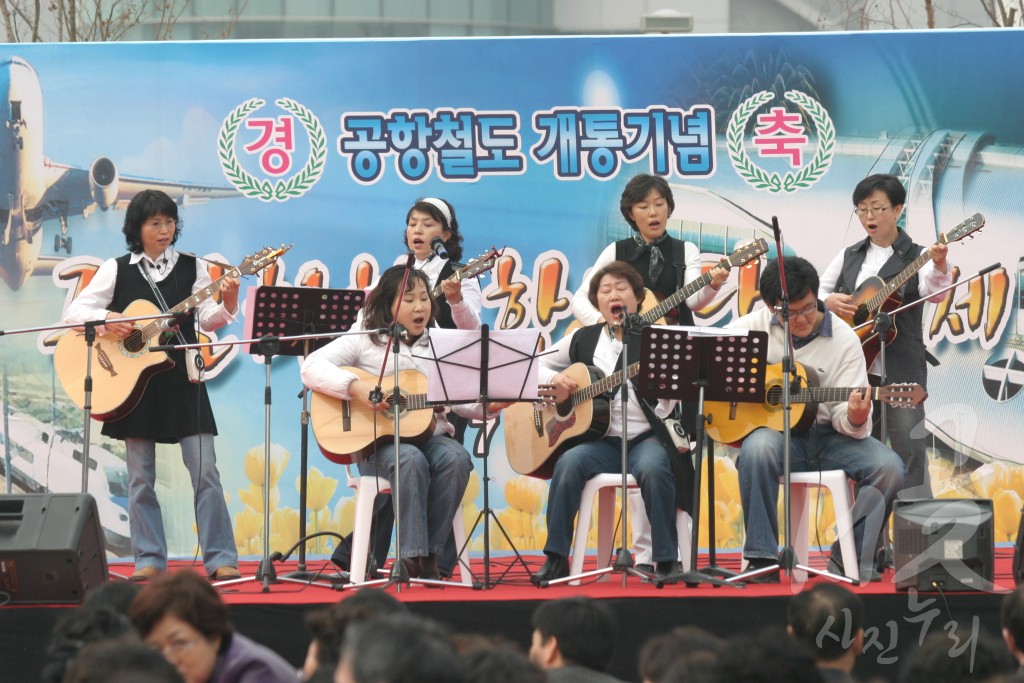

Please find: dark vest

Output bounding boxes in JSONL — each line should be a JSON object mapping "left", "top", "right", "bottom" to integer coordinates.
{"left": 102, "top": 254, "right": 217, "bottom": 442}
{"left": 615, "top": 236, "right": 695, "bottom": 326}
{"left": 833, "top": 229, "right": 928, "bottom": 386}
{"left": 432, "top": 259, "right": 461, "bottom": 330}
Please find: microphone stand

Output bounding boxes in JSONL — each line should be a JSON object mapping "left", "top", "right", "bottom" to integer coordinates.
{"left": 7, "top": 310, "right": 191, "bottom": 494}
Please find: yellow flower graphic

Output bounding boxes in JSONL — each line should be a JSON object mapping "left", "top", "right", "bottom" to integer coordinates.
{"left": 244, "top": 443, "right": 291, "bottom": 488}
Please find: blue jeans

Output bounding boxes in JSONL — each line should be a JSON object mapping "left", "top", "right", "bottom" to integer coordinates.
{"left": 543, "top": 434, "right": 678, "bottom": 563}
{"left": 738, "top": 424, "right": 906, "bottom": 575}
{"left": 126, "top": 435, "right": 237, "bottom": 574}
{"left": 358, "top": 434, "right": 471, "bottom": 558}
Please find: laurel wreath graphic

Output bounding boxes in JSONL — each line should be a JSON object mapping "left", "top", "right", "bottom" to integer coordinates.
{"left": 726, "top": 90, "right": 835, "bottom": 194}
{"left": 218, "top": 97, "right": 327, "bottom": 202}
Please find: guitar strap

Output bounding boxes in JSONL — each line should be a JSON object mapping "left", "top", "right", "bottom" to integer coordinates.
{"left": 140, "top": 260, "right": 205, "bottom": 383}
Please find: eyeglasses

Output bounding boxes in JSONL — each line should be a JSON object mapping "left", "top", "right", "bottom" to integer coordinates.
{"left": 150, "top": 636, "right": 200, "bottom": 657}
{"left": 853, "top": 206, "right": 892, "bottom": 218}
{"left": 791, "top": 301, "right": 819, "bottom": 319}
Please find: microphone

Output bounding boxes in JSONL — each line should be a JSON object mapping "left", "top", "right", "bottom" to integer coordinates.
{"left": 158, "top": 311, "right": 190, "bottom": 334}
{"left": 430, "top": 237, "right": 449, "bottom": 260}
{"left": 610, "top": 305, "right": 626, "bottom": 319}
{"left": 771, "top": 215, "right": 782, "bottom": 243}
{"left": 979, "top": 262, "right": 1001, "bottom": 277}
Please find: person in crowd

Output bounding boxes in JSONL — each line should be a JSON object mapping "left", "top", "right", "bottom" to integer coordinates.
{"left": 527, "top": 596, "right": 624, "bottom": 683}
{"left": 129, "top": 570, "right": 296, "bottom": 683}
{"left": 713, "top": 628, "right": 824, "bottom": 683}
{"left": 331, "top": 196, "right": 483, "bottom": 578}
{"left": 302, "top": 265, "right": 505, "bottom": 581}
{"left": 42, "top": 602, "right": 138, "bottom": 683}
{"left": 63, "top": 189, "right": 239, "bottom": 582}
{"left": 457, "top": 637, "right": 546, "bottom": 683}
{"left": 335, "top": 612, "right": 465, "bottom": 683}
{"left": 899, "top": 626, "right": 1015, "bottom": 683}
{"left": 729, "top": 256, "right": 905, "bottom": 582}
{"left": 788, "top": 584, "right": 864, "bottom": 682}
{"left": 530, "top": 261, "right": 682, "bottom": 584}
{"left": 639, "top": 625, "right": 725, "bottom": 683}
{"left": 571, "top": 173, "right": 728, "bottom": 571}
{"left": 63, "top": 638, "right": 186, "bottom": 683}
{"left": 301, "top": 588, "right": 406, "bottom": 681}
{"left": 1002, "top": 584, "right": 1024, "bottom": 671}
{"left": 820, "top": 173, "right": 952, "bottom": 499}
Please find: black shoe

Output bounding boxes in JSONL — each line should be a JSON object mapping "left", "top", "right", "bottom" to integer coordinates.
{"left": 655, "top": 561, "right": 680, "bottom": 578}
{"left": 531, "top": 554, "right": 569, "bottom": 586}
{"left": 401, "top": 557, "right": 421, "bottom": 579}
{"left": 741, "top": 557, "right": 780, "bottom": 584}
{"left": 827, "top": 556, "right": 881, "bottom": 583}
{"left": 419, "top": 554, "right": 441, "bottom": 581}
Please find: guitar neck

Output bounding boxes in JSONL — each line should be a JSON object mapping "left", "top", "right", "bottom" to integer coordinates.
{"left": 643, "top": 271, "right": 712, "bottom": 324}
{"left": 139, "top": 266, "right": 245, "bottom": 340}
{"left": 792, "top": 386, "right": 876, "bottom": 403}
{"left": 571, "top": 361, "right": 641, "bottom": 406}
{"left": 866, "top": 248, "right": 934, "bottom": 312}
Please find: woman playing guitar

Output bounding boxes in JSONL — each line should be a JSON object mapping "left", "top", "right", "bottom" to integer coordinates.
{"left": 820, "top": 173, "right": 952, "bottom": 498}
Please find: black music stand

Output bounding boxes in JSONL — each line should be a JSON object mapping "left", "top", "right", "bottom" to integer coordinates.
{"left": 637, "top": 325, "right": 768, "bottom": 588}
{"left": 422, "top": 325, "right": 542, "bottom": 588}
{"left": 245, "top": 285, "right": 365, "bottom": 583}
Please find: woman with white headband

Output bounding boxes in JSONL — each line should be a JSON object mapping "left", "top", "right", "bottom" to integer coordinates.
{"left": 402, "top": 196, "right": 482, "bottom": 331}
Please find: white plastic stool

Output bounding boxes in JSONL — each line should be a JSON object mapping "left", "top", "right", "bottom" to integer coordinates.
{"left": 786, "top": 470, "right": 858, "bottom": 582}
{"left": 345, "top": 466, "right": 472, "bottom": 584}
{"left": 568, "top": 473, "right": 692, "bottom": 585}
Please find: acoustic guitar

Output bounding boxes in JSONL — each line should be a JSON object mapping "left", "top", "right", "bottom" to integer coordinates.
{"left": 704, "top": 362, "right": 927, "bottom": 444}
{"left": 54, "top": 245, "right": 290, "bottom": 421}
{"left": 310, "top": 367, "right": 438, "bottom": 464}
{"left": 841, "top": 213, "right": 983, "bottom": 366}
{"left": 504, "top": 239, "right": 771, "bottom": 478}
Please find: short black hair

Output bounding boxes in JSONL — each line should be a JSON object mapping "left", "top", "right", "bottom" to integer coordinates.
{"left": 852, "top": 173, "right": 906, "bottom": 208}
{"left": 639, "top": 626, "right": 725, "bottom": 683}
{"left": 898, "top": 626, "right": 1015, "bottom": 683}
{"left": 342, "top": 613, "right": 464, "bottom": 683}
{"left": 788, "top": 584, "right": 863, "bottom": 662}
{"left": 1001, "top": 584, "right": 1024, "bottom": 651}
{"left": 620, "top": 173, "right": 675, "bottom": 231}
{"left": 713, "top": 627, "right": 822, "bottom": 683}
{"left": 759, "top": 256, "right": 820, "bottom": 308}
{"left": 531, "top": 597, "right": 617, "bottom": 672}
{"left": 122, "top": 189, "right": 181, "bottom": 254}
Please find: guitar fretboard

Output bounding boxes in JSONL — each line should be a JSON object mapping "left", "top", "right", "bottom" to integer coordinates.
{"left": 139, "top": 267, "right": 244, "bottom": 342}
{"left": 562, "top": 361, "right": 641, "bottom": 411}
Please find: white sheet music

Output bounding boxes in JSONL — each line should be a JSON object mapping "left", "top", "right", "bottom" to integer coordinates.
{"left": 423, "top": 328, "right": 541, "bottom": 402}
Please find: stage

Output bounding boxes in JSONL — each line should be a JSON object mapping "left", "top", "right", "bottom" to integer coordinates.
{"left": 1, "top": 547, "right": 1016, "bottom": 682}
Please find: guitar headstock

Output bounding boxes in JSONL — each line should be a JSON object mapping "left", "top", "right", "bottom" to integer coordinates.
{"left": 941, "top": 213, "right": 985, "bottom": 245}
{"left": 878, "top": 383, "right": 927, "bottom": 408}
{"left": 237, "top": 244, "right": 293, "bottom": 276}
{"left": 462, "top": 246, "right": 504, "bottom": 279}
{"left": 723, "top": 238, "right": 770, "bottom": 270}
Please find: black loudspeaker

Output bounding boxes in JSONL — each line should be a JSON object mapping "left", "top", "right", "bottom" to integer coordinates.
{"left": 0, "top": 493, "right": 109, "bottom": 604}
{"left": 893, "top": 498, "right": 994, "bottom": 592}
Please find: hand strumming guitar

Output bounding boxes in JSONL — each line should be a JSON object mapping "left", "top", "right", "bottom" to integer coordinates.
{"left": 539, "top": 373, "right": 578, "bottom": 405}
{"left": 349, "top": 379, "right": 390, "bottom": 412}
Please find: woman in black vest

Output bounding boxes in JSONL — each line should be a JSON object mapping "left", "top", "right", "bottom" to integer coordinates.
{"left": 569, "top": 174, "right": 728, "bottom": 570}
{"left": 63, "top": 190, "right": 240, "bottom": 582}
{"left": 532, "top": 261, "right": 683, "bottom": 585}
{"left": 820, "top": 173, "right": 951, "bottom": 498}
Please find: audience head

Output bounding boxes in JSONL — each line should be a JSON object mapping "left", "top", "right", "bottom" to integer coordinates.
{"left": 337, "top": 612, "right": 464, "bottom": 683}
{"left": 63, "top": 638, "right": 185, "bottom": 683}
{"left": 303, "top": 588, "right": 407, "bottom": 678}
{"left": 529, "top": 596, "right": 618, "bottom": 672}
{"left": 788, "top": 583, "right": 864, "bottom": 668}
{"left": 1002, "top": 583, "right": 1024, "bottom": 663}
{"left": 639, "top": 625, "right": 725, "bottom": 683}
{"left": 898, "top": 625, "right": 1015, "bottom": 683}
{"left": 457, "top": 636, "right": 546, "bottom": 683}
{"left": 82, "top": 580, "right": 141, "bottom": 615}
{"left": 129, "top": 570, "right": 233, "bottom": 683}
{"left": 713, "top": 627, "right": 823, "bottom": 683}
{"left": 42, "top": 604, "right": 137, "bottom": 683}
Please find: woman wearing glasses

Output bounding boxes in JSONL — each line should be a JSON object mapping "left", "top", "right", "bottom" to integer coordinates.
{"left": 819, "top": 173, "right": 951, "bottom": 499}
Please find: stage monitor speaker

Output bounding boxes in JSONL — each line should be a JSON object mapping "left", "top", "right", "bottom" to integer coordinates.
{"left": 0, "top": 493, "right": 109, "bottom": 604}
{"left": 893, "top": 498, "right": 993, "bottom": 592}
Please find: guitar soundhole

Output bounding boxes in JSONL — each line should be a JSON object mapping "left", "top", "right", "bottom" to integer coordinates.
{"left": 765, "top": 386, "right": 782, "bottom": 408}
{"left": 123, "top": 329, "right": 146, "bottom": 353}
{"left": 852, "top": 305, "right": 870, "bottom": 326}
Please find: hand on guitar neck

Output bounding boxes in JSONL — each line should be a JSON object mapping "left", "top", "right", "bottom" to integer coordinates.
{"left": 847, "top": 386, "right": 871, "bottom": 428}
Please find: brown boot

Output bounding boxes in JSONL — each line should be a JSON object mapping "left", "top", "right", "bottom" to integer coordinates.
{"left": 419, "top": 554, "right": 440, "bottom": 580}
{"left": 401, "top": 556, "right": 421, "bottom": 578}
